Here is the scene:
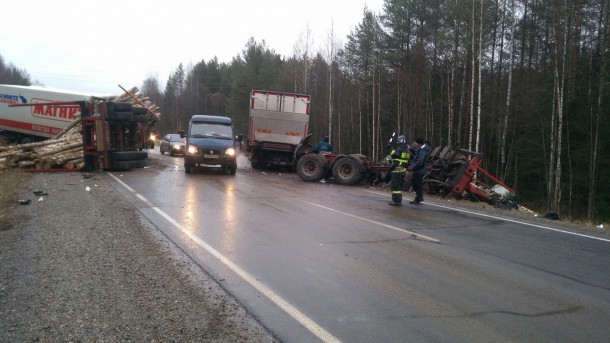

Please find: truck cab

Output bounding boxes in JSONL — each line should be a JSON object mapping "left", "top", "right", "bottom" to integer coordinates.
{"left": 181, "top": 115, "right": 242, "bottom": 174}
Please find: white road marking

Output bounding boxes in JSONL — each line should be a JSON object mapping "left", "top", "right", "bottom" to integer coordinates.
{"left": 359, "top": 188, "right": 610, "bottom": 243}
{"left": 300, "top": 200, "right": 440, "bottom": 243}
{"left": 108, "top": 172, "right": 342, "bottom": 343}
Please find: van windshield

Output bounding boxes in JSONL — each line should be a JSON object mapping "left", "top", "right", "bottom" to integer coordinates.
{"left": 190, "top": 122, "right": 232, "bottom": 140}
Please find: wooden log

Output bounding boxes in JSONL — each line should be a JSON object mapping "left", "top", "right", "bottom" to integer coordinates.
{"left": 53, "top": 117, "right": 82, "bottom": 139}
{"left": 0, "top": 137, "right": 70, "bottom": 155}
{"left": 33, "top": 142, "right": 82, "bottom": 159}
{"left": 64, "top": 157, "right": 84, "bottom": 169}
{"left": 45, "top": 149, "right": 83, "bottom": 167}
{"left": 19, "top": 160, "right": 37, "bottom": 168}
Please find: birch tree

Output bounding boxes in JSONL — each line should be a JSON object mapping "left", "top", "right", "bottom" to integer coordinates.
{"left": 500, "top": 0, "right": 516, "bottom": 181}
{"left": 324, "top": 20, "right": 338, "bottom": 144}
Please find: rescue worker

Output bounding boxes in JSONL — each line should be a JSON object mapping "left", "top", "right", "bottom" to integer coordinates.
{"left": 315, "top": 136, "right": 333, "bottom": 153}
{"left": 409, "top": 137, "right": 430, "bottom": 205}
{"left": 388, "top": 135, "right": 411, "bottom": 206}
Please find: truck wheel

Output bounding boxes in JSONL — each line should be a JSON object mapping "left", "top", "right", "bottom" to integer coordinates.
{"left": 109, "top": 102, "right": 133, "bottom": 112}
{"left": 111, "top": 159, "right": 147, "bottom": 170}
{"left": 332, "top": 157, "right": 365, "bottom": 185}
{"left": 109, "top": 151, "right": 148, "bottom": 162}
{"left": 132, "top": 106, "right": 148, "bottom": 115}
{"left": 106, "top": 111, "right": 134, "bottom": 122}
{"left": 296, "top": 153, "right": 328, "bottom": 182}
{"left": 185, "top": 164, "right": 192, "bottom": 174}
{"left": 133, "top": 114, "right": 148, "bottom": 123}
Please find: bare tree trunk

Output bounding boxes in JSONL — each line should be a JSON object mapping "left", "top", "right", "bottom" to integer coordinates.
{"left": 372, "top": 66, "right": 376, "bottom": 161}
{"left": 458, "top": 63, "right": 467, "bottom": 146}
{"left": 501, "top": 0, "right": 516, "bottom": 181}
{"left": 326, "top": 21, "right": 336, "bottom": 144}
{"left": 588, "top": 0, "right": 608, "bottom": 221}
{"left": 396, "top": 73, "right": 401, "bottom": 133}
{"left": 447, "top": 65, "right": 454, "bottom": 147}
{"left": 359, "top": 83, "right": 362, "bottom": 154}
{"left": 548, "top": 82, "right": 557, "bottom": 210}
{"left": 469, "top": 0, "right": 476, "bottom": 151}
{"left": 551, "top": 4, "right": 568, "bottom": 213}
{"left": 475, "top": 0, "right": 483, "bottom": 154}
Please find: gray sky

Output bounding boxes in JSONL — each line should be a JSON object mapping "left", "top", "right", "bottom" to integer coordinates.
{"left": 2, "top": 0, "right": 384, "bottom": 95}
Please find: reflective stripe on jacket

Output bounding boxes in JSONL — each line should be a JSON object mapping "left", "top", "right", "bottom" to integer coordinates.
{"left": 390, "top": 148, "right": 410, "bottom": 172}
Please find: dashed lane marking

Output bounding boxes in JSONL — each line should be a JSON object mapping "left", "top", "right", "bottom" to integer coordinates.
{"left": 299, "top": 199, "right": 440, "bottom": 243}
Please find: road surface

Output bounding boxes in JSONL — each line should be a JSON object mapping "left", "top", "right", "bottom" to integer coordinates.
{"left": 108, "top": 150, "right": 610, "bottom": 342}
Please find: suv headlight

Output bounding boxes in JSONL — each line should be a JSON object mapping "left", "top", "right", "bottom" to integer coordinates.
{"left": 187, "top": 146, "right": 198, "bottom": 154}
{"left": 225, "top": 147, "right": 236, "bottom": 157}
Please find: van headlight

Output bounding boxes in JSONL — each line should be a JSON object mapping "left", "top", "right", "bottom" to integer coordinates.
{"left": 187, "top": 146, "right": 198, "bottom": 154}
{"left": 225, "top": 147, "right": 236, "bottom": 157}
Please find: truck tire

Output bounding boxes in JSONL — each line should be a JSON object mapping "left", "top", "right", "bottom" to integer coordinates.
{"left": 332, "top": 156, "right": 366, "bottom": 185}
{"left": 111, "top": 159, "right": 147, "bottom": 170}
{"left": 109, "top": 151, "right": 148, "bottom": 162}
{"left": 296, "top": 153, "right": 328, "bottom": 182}
{"left": 250, "top": 150, "right": 265, "bottom": 169}
{"left": 109, "top": 102, "right": 133, "bottom": 112}
{"left": 132, "top": 106, "right": 148, "bottom": 115}
{"left": 106, "top": 111, "right": 134, "bottom": 122}
{"left": 133, "top": 114, "right": 148, "bottom": 123}
{"left": 184, "top": 163, "right": 192, "bottom": 174}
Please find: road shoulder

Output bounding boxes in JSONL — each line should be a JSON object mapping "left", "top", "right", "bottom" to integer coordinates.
{"left": 0, "top": 172, "right": 276, "bottom": 342}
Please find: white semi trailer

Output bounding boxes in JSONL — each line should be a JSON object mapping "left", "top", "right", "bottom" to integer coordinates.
{"left": 0, "top": 84, "right": 93, "bottom": 144}
{"left": 247, "top": 89, "right": 311, "bottom": 169}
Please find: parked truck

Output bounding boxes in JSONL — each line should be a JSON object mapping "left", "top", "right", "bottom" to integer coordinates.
{"left": 247, "top": 89, "right": 310, "bottom": 169}
{"left": 0, "top": 84, "right": 94, "bottom": 145}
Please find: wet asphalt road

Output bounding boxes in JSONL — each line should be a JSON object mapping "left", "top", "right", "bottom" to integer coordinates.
{"left": 108, "top": 149, "right": 610, "bottom": 343}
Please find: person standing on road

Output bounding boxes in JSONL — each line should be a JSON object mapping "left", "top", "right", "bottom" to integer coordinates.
{"left": 315, "top": 136, "right": 333, "bottom": 153}
{"left": 409, "top": 138, "right": 430, "bottom": 205}
{"left": 388, "top": 135, "right": 411, "bottom": 206}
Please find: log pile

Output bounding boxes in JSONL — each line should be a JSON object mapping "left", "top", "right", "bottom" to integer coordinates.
{"left": 0, "top": 86, "right": 160, "bottom": 171}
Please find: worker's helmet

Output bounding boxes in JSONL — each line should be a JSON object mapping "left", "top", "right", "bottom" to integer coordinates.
{"left": 397, "top": 135, "right": 407, "bottom": 145}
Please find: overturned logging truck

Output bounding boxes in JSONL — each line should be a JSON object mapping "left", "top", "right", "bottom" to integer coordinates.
{"left": 0, "top": 86, "right": 159, "bottom": 172}
{"left": 294, "top": 135, "right": 517, "bottom": 209}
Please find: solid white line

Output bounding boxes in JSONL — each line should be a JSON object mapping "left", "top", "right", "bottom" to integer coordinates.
{"left": 108, "top": 173, "right": 342, "bottom": 343}
{"left": 300, "top": 200, "right": 440, "bottom": 243}
{"left": 359, "top": 188, "right": 610, "bottom": 243}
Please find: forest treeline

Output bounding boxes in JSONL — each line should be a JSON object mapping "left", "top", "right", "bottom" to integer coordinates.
{"left": 148, "top": 0, "right": 608, "bottom": 223}
{"left": 0, "top": 55, "right": 31, "bottom": 86}
{"left": 3, "top": 0, "right": 608, "bottom": 223}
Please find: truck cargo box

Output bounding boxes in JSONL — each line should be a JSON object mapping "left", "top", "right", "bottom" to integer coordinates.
{"left": 247, "top": 90, "right": 311, "bottom": 169}
{"left": 0, "top": 84, "right": 93, "bottom": 143}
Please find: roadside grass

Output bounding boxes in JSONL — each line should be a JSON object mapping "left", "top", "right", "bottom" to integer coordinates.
{"left": 0, "top": 170, "right": 24, "bottom": 230}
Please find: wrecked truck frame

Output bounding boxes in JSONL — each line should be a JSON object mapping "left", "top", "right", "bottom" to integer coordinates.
{"left": 293, "top": 135, "right": 518, "bottom": 209}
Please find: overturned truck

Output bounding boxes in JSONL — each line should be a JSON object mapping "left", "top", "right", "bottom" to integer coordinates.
{"left": 423, "top": 146, "right": 517, "bottom": 209}
{"left": 294, "top": 135, "right": 518, "bottom": 209}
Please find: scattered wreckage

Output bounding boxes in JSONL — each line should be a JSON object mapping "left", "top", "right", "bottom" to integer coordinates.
{"left": 293, "top": 134, "right": 518, "bottom": 209}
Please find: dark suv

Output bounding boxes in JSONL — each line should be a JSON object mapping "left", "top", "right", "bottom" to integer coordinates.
{"left": 160, "top": 133, "right": 186, "bottom": 156}
{"left": 181, "top": 115, "right": 243, "bottom": 174}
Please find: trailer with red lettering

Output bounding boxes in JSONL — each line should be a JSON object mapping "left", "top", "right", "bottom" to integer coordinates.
{"left": 0, "top": 84, "right": 93, "bottom": 145}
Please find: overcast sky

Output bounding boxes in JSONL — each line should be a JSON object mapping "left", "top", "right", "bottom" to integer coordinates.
{"left": 2, "top": 0, "right": 384, "bottom": 95}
